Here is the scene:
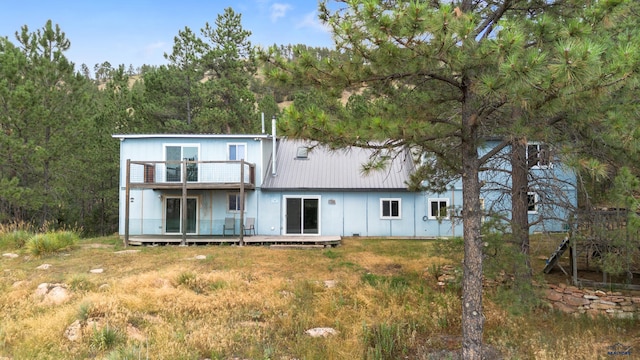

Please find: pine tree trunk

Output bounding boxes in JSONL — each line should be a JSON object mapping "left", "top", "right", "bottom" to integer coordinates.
{"left": 511, "top": 137, "right": 532, "bottom": 278}
{"left": 461, "top": 91, "right": 484, "bottom": 359}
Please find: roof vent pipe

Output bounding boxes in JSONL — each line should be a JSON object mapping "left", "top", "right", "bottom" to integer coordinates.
{"left": 272, "top": 116, "right": 277, "bottom": 176}
{"left": 261, "top": 112, "right": 265, "bottom": 134}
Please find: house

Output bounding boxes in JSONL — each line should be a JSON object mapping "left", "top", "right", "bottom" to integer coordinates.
{"left": 113, "top": 131, "right": 576, "bottom": 244}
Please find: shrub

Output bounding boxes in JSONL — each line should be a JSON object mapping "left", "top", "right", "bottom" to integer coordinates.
{"left": 89, "top": 325, "right": 123, "bottom": 352}
{"left": 0, "top": 230, "right": 32, "bottom": 250}
{"left": 25, "top": 231, "right": 79, "bottom": 256}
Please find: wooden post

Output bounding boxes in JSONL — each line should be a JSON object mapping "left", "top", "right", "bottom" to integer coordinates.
{"left": 239, "top": 159, "right": 245, "bottom": 246}
{"left": 124, "top": 159, "right": 130, "bottom": 247}
{"left": 181, "top": 159, "right": 187, "bottom": 246}
{"left": 571, "top": 236, "right": 578, "bottom": 286}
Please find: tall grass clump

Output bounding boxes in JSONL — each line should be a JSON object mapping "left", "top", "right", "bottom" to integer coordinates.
{"left": 25, "top": 230, "right": 79, "bottom": 256}
{"left": 89, "top": 324, "right": 124, "bottom": 352}
{"left": 0, "top": 221, "right": 34, "bottom": 250}
{"left": 363, "top": 322, "right": 411, "bottom": 360}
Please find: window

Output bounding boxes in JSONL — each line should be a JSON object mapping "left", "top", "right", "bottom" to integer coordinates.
{"left": 527, "top": 143, "right": 552, "bottom": 169}
{"left": 165, "top": 145, "right": 199, "bottom": 182}
{"left": 380, "top": 198, "right": 401, "bottom": 219}
{"left": 228, "top": 143, "right": 246, "bottom": 161}
{"left": 527, "top": 192, "right": 539, "bottom": 214}
{"left": 428, "top": 198, "right": 449, "bottom": 219}
{"left": 296, "top": 146, "right": 309, "bottom": 159}
{"left": 227, "top": 193, "right": 245, "bottom": 212}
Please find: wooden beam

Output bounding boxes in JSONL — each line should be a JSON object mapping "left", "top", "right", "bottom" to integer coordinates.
{"left": 181, "top": 159, "right": 187, "bottom": 246}
{"left": 239, "top": 159, "right": 245, "bottom": 246}
{"left": 124, "top": 159, "right": 130, "bottom": 247}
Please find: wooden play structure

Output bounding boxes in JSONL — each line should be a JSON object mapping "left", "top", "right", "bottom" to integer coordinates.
{"left": 543, "top": 209, "right": 640, "bottom": 289}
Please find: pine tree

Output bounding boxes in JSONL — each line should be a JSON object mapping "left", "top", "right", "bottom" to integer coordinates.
{"left": 263, "top": 1, "right": 640, "bottom": 357}
{"left": 197, "top": 7, "right": 257, "bottom": 133}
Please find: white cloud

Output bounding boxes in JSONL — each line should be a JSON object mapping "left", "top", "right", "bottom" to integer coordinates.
{"left": 270, "top": 3, "right": 292, "bottom": 22}
{"left": 145, "top": 41, "right": 166, "bottom": 53}
{"left": 296, "top": 11, "right": 330, "bottom": 33}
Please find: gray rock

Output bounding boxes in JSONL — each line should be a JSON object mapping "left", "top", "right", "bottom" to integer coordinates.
{"left": 64, "top": 320, "right": 82, "bottom": 341}
{"left": 305, "top": 327, "right": 338, "bottom": 338}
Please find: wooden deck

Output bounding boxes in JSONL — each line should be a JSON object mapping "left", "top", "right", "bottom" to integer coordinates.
{"left": 124, "top": 235, "right": 341, "bottom": 247}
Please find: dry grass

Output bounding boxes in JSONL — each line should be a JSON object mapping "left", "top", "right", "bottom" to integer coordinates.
{"left": 0, "top": 235, "right": 637, "bottom": 359}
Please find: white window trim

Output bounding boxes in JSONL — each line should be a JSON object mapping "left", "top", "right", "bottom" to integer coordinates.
{"left": 527, "top": 192, "right": 539, "bottom": 214}
{"left": 428, "top": 198, "right": 450, "bottom": 220}
{"left": 227, "top": 142, "right": 247, "bottom": 161}
{"left": 163, "top": 143, "right": 201, "bottom": 182}
{"left": 283, "top": 195, "right": 322, "bottom": 236}
{"left": 227, "top": 192, "right": 246, "bottom": 213}
{"left": 380, "top": 198, "right": 402, "bottom": 219}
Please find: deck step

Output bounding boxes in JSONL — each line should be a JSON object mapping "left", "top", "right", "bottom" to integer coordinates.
{"left": 270, "top": 244, "right": 327, "bottom": 249}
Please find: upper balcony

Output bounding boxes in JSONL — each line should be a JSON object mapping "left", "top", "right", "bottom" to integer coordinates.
{"left": 126, "top": 159, "right": 256, "bottom": 190}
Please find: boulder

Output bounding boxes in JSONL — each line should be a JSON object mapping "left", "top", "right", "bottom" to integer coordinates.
{"left": 64, "top": 320, "right": 82, "bottom": 342}
{"left": 44, "top": 286, "right": 70, "bottom": 305}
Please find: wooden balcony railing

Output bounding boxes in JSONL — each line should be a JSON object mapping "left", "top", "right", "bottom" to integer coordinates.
{"left": 126, "top": 159, "right": 256, "bottom": 189}
{"left": 123, "top": 159, "right": 256, "bottom": 246}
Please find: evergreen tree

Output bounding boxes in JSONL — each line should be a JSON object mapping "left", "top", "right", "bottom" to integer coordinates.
{"left": 164, "top": 26, "right": 206, "bottom": 126}
{"left": 197, "top": 7, "right": 257, "bottom": 133}
{"left": 0, "top": 20, "right": 95, "bottom": 228}
{"left": 263, "top": 1, "right": 640, "bottom": 357}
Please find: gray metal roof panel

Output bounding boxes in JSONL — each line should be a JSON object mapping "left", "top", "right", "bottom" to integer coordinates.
{"left": 262, "top": 139, "right": 414, "bottom": 190}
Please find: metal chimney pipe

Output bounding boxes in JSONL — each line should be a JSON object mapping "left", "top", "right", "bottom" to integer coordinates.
{"left": 272, "top": 116, "right": 277, "bottom": 176}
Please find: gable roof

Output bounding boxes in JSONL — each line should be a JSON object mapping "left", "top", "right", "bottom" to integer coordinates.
{"left": 262, "top": 139, "right": 414, "bottom": 191}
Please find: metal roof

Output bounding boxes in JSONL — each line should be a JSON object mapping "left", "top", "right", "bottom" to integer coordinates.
{"left": 262, "top": 139, "right": 414, "bottom": 190}
{"left": 112, "top": 134, "right": 271, "bottom": 140}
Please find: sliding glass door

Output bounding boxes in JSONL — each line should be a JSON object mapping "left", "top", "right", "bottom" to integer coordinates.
{"left": 165, "top": 197, "right": 197, "bottom": 234}
{"left": 165, "top": 145, "right": 199, "bottom": 182}
{"left": 285, "top": 197, "right": 319, "bottom": 235}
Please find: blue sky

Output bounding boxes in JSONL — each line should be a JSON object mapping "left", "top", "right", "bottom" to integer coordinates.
{"left": 0, "top": 0, "right": 334, "bottom": 69}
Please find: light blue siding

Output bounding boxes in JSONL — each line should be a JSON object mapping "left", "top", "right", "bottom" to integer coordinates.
{"left": 115, "top": 135, "right": 577, "bottom": 238}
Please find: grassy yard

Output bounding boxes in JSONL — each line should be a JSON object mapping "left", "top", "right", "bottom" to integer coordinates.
{"left": 0, "top": 234, "right": 638, "bottom": 359}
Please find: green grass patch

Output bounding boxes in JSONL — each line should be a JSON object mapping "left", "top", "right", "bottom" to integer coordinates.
{"left": 25, "top": 230, "right": 79, "bottom": 256}
{"left": 89, "top": 325, "right": 124, "bottom": 352}
{"left": 0, "top": 230, "right": 32, "bottom": 250}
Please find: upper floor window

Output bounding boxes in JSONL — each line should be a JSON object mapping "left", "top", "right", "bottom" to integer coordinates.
{"left": 228, "top": 143, "right": 246, "bottom": 161}
{"left": 165, "top": 145, "right": 199, "bottom": 182}
{"left": 527, "top": 143, "right": 552, "bottom": 169}
{"left": 380, "top": 198, "right": 401, "bottom": 219}
{"left": 527, "top": 192, "right": 539, "bottom": 214}
{"left": 428, "top": 198, "right": 450, "bottom": 219}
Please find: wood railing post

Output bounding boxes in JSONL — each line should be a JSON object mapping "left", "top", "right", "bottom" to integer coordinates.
{"left": 239, "top": 159, "right": 245, "bottom": 246}
{"left": 124, "top": 159, "right": 130, "bottom": 247}
{"left": 181, "top": 159, "right": 187, "bottom": 246}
